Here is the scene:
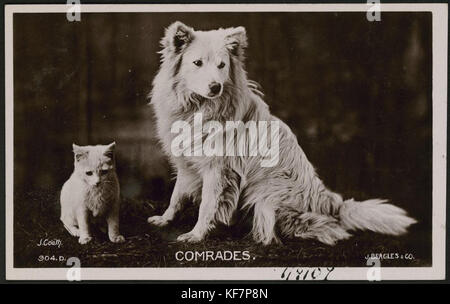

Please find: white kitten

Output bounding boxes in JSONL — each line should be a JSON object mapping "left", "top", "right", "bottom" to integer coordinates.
{"left": 60, "top": 142, "right": 125, "bottom": 244}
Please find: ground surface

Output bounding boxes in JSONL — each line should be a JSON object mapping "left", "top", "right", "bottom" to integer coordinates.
{"left": 14, "top": 189, "right": 431, "bottom": 268}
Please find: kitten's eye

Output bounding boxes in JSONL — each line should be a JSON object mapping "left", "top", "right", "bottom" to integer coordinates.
{"left": 218, "top": 62, "right": 225, "bottom": 69}
{"left": 193, "top": 60, "right": 203, "bottom": 67}
{"left": 100, "top": 169, "right": 109, "bottom": 175}
{"left": 85, "top": 171, "right": 93, "bottom": 176}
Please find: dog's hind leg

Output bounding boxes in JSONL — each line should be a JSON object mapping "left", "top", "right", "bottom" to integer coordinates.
{"left": 252, "top": 201, "right": 280, "bottom": 245}
{"left": 177, "top": 167, "right": 240, "bottom": 243}
{"left": 245, "top": 180, "right": 285, "bottom": 245}
{"left": 277, "top": 206, "right": 351, "bottom": 246}
{"left": 148, "top": 168, "right": 200, "bottom": 227}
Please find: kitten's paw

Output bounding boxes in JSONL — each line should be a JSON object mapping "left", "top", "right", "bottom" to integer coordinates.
{"left": 110, "top": 235, "right": 125, "bottom": 243}
{"left": 147, "top": 215, "right": 170, "bottom": 227}
{"left": 177, "top": 231, "right": 203, "bottom": 243}
{"left": 67, "top": 227, "right": 80, "bottom": 237}
{"left": 72, "top": 229, "right": 80, "bottom": 237}
{"left": 78, "top": 236, "right": 92, "bottom": 245}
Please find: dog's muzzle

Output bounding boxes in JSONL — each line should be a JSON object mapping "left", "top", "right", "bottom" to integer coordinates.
{"left": 208, "top": 82, "right": 222, "bottom": 97}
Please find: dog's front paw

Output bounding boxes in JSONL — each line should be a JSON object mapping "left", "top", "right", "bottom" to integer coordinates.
{"left": 177, "top": 231, "right": 203, "bottom": 243}
{"left": 147, "top": 215, "right": 170, "bottom": 227}
{"left": 110, "top": 235, "right": 125, "bottom": 243}
{"left": 78, "top": 236, "right": 92, "bottom": 245}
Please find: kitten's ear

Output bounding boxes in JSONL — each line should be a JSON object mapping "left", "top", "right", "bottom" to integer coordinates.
{"left": 224, "top": 26, "right": 247, "bottom": 59}
{"left": 72, "top": 143, "right": 87, "bottom": 162}
{"left": 104, "top": 142, "right": 116, "bottom": 159}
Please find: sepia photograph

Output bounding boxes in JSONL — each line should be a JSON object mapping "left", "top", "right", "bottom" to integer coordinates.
{"left": 4, "top": 3, "right": 447, "bottom": 281}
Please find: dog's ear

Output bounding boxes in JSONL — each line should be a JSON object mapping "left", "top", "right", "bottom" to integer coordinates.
{"left": 72, "top": 143, "right": 88, "bottom": 162}
{"left": 161, "top": 21, "right": 195, "bottom": 54}
{"left": 224, "top": 26, "right": 248, "bottom": 58}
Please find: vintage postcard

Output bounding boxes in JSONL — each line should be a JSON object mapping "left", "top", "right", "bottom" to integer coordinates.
{"left": 4, "top": 2, "right": 447, "bottom": 281}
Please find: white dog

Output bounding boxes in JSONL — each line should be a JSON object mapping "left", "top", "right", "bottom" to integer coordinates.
{"left": 147, "top": 21, "right": 416, "bottom": 245}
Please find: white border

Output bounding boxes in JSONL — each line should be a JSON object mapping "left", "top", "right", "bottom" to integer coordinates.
{"left": 4, "top": 3, "right": 447, "bottom": 281}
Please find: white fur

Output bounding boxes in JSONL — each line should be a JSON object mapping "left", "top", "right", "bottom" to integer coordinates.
{"left": 340, "top": 199, "right": 417, "bottom": 235}
{"left": 60, "top": 142, "right": 125, "bottom": 244}
{"left": 148, "top": 22, "right": 417, "bottom": 245}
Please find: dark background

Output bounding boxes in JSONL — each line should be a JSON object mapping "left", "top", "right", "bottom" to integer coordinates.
{"left": 13, "top": 12, "right": 432, "bottom": 267}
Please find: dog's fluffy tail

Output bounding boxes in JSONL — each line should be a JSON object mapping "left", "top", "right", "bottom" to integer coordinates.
{"left": 339, "top": 198, "right": 417, "bottom": 235}
{"left": 278, "top": 199, "right": 417, "bottom": 246}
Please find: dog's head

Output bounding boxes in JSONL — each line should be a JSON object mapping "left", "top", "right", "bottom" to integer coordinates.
{"left": 160, "top": 21, "right": 247, "bottom": 100}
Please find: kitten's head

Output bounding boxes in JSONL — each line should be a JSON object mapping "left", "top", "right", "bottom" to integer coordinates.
{"left": 72, "top": 142, "right": 116, "bottom": 187}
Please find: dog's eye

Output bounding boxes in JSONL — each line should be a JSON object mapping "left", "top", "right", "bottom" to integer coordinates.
{"left": 218, "top": 62, "right": 225, "bottom": 69}
{"left": 85, "top": 171, "right": 93, "bottom": 176}
{"left": 193, "top": 60, "right": 203, "bottom": 67}
{"left": 100, "top": 169, "right": 109, "bottom": 175}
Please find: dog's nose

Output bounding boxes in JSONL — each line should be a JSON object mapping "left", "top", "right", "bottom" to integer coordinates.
{"left": 209, "top": 82, "right": 222, "bottom": 95}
